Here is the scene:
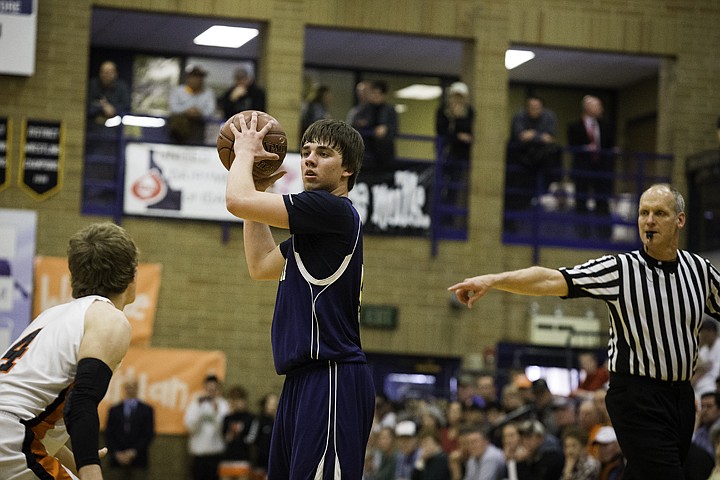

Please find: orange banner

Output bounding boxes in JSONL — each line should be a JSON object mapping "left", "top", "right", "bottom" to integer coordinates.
{"left": 99, "top": 347, "right": 227, "bottom": 435}
{"left": 32, "top": 256, "right": 162, "bottom": 346}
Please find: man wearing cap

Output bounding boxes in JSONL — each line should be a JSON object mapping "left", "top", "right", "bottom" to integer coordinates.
{"left": 515, "top": 420, "right": 564, "bottom": 480}
{"left": 435, "top": 81, "right": 474, "bottom": 167}
{"left": 168, "top": 64, "right": 217, "bottom": 144}
{"left": 593, "top": 426, "right": 624, "bottom": 480}
{"left": 394, "top": 420, "right": 420, "bottom": 480}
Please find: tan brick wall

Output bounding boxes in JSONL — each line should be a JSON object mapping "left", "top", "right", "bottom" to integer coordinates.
{"left": 1, "top": 1, "right": 719, "bottom": 477}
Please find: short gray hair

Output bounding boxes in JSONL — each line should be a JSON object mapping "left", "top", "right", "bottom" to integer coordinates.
{"left": 643, "top": 183, "right": 685, "bottom": 214}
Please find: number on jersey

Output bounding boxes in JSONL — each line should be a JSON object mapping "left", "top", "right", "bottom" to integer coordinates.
{"left": 0, "top": 329, "right": 42, "bottom": 373}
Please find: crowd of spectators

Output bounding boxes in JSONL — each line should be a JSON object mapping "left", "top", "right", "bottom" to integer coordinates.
{"left": 362, "top": 368, "right": 616, "bottom": 480}
{"left": 361, "top": 342, "right": 720, "bottom": 480}
{"left": 99, "top": 336, "right": 720, "bottom": 480}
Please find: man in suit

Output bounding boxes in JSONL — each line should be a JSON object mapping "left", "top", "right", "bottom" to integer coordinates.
{"left": 105, "top": 379, "right": 156, "bottom": 480}
{"left": 567, "top": 95, "right": 616, "bottom": 239}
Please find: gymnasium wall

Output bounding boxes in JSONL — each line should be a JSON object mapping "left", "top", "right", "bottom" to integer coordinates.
{"left": 1, "top": 1, "right": 719, "bottom": 478}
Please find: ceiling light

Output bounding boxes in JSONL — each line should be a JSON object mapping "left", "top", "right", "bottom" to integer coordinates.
{"left": 505, "top": 49, "right": 535, "bottom": 70}
{"left": 121, "top": 115, "right": 166, "bottom": 128}
{"left": 193, "top": 26, "right": 259, "bottom": 49}
{"left": 394, "top": 84, "right": 443, "bottom": 100}
{"left": 104, "top": 116, "right": 121, "bottom": 128}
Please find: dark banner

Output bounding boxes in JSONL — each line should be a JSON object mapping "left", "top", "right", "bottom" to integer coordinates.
{"left": 20, "top": 119, "right": 63, "bottom": 199}
{"left": 0, "top": 0, "right": 34, "bottom": 15}
{"left": 349, "top": 161, "right": 434, "bottom": 236}
{"left": 0, "top": 117, "right": 8, "bottom": 191}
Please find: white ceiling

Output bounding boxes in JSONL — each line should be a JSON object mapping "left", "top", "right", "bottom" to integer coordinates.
{"left": 91, "top": 9, "right": 662, "bottom": 89}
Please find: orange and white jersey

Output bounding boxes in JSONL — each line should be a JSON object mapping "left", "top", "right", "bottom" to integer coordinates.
{"left": 0, "top": 295, "right": 112, "bottom": 422}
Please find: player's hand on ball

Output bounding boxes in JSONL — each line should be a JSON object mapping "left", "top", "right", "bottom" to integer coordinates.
{"left": 228, "top": 113, "right": 280, "bottom": 163}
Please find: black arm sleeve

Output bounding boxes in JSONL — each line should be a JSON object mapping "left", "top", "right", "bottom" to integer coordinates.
{"left": 63, "top": 357, "right": 113, "bottom": 469}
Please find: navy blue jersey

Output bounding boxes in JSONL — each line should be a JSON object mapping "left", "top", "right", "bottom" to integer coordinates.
{"left": 273, "top": 190, "right": 366, "bottom": 374}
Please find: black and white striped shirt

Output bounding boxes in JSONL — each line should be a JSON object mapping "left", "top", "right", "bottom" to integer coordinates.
{"left": 560, "top": 249, "right": 720, "bottom": 381}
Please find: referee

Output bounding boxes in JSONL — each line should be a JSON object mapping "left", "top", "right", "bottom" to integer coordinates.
{"left": 449, "top": 183, "right": 720, "bottom": 479}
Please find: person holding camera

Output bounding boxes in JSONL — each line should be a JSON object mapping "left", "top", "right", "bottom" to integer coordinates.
{"left": 184, "top": 375, "right": 230, "bottom": 480}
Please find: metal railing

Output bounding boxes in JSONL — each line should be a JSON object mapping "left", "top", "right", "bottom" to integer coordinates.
{"left": 503, "top": 145, "right": 673, "bottom": 262}
{"left": 82, "top": 119, "right": 674, "bottom": 261}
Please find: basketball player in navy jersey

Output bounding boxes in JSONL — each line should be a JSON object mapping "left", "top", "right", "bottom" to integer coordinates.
{"left": 225, "top": 114, "right": 374, "bottom": 480}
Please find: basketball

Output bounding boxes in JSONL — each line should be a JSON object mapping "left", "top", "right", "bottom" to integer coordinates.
{"left": 216, "top": 110, "right": 287, "bottom": 176}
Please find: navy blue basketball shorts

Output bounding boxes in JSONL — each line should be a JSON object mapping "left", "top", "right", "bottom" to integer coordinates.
{"left": 268, "top": 361, "right": 375, "bottom": 480}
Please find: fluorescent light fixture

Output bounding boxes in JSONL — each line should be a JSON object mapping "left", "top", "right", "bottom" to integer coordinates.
{"left": 394, "top": 84, "right": 443, "bottom": 100}
{"left": 104, "top": 115, "right": 121, "bottom": 127}
{"left": 121, "top": 115, "right": 166, "bottom": 128}
{"left": 505, "top": 49, "right": 535, "bottom": 69}
{"left": 194, "top": 26, "right": 259, "bottom": 48}
{"left": 387, "top": 373, "right": 436, "bottom": 385}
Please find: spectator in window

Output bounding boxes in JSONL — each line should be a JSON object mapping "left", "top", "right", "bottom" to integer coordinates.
{"left": 436, "top": 81, "right": 474, "bottom": 163}
{"left": 87, "top": 61, "right": 130, "bottom": 125}
{"left": 505, "top": 95, "right": 562, "bottom": 226}
{"left": 350, "top": 80, "right": 398, "bottom": 171}
{"left": 300, "top": 84, "right": 333, "bottom": 138}
{"left": 436, "top": 81, "right": 474, "bottom": 216}
{"left": 168, "top": 64, "right": 217, "bottom": 144}
{"left": 219, "top": 65, "right": 266, "bottom": 119}
{"left": 567, "top": 95, "right": 617, "bottom": 239}
{"left": 346, "top": 80, "right": 371, "bottom": 126}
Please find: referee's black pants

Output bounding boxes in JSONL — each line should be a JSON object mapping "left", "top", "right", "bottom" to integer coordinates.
{"left": 605, "top": 373, "right": 695, "bottom": 480}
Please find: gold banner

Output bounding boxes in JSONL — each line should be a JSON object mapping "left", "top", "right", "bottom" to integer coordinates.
{"left": 33, "top": 256, "right": 161, "bottom": 346}
{"left": 99, "top": 347, "right": 227, "bottom": 435}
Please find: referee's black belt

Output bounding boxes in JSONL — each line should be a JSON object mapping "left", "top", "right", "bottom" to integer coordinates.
{"left": 610, "top": 372, "right": 691, "bottom": 389}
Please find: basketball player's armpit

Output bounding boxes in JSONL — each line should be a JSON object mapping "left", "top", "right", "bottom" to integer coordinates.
{"left": 64, "top": 357, "right": 112, "bottom": 469}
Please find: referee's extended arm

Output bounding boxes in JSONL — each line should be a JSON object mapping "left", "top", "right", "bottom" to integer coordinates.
{"left": 448, "top": 266, "right": 568, "bottom": 308}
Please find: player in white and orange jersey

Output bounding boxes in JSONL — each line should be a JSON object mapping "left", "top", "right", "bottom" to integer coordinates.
{"left": 0, "top": 223, "right": 138, "bottom": 480}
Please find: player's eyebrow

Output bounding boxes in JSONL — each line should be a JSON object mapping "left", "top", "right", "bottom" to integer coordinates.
{"left": 315, "top": 145, "right": 335, "bottom": 154}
